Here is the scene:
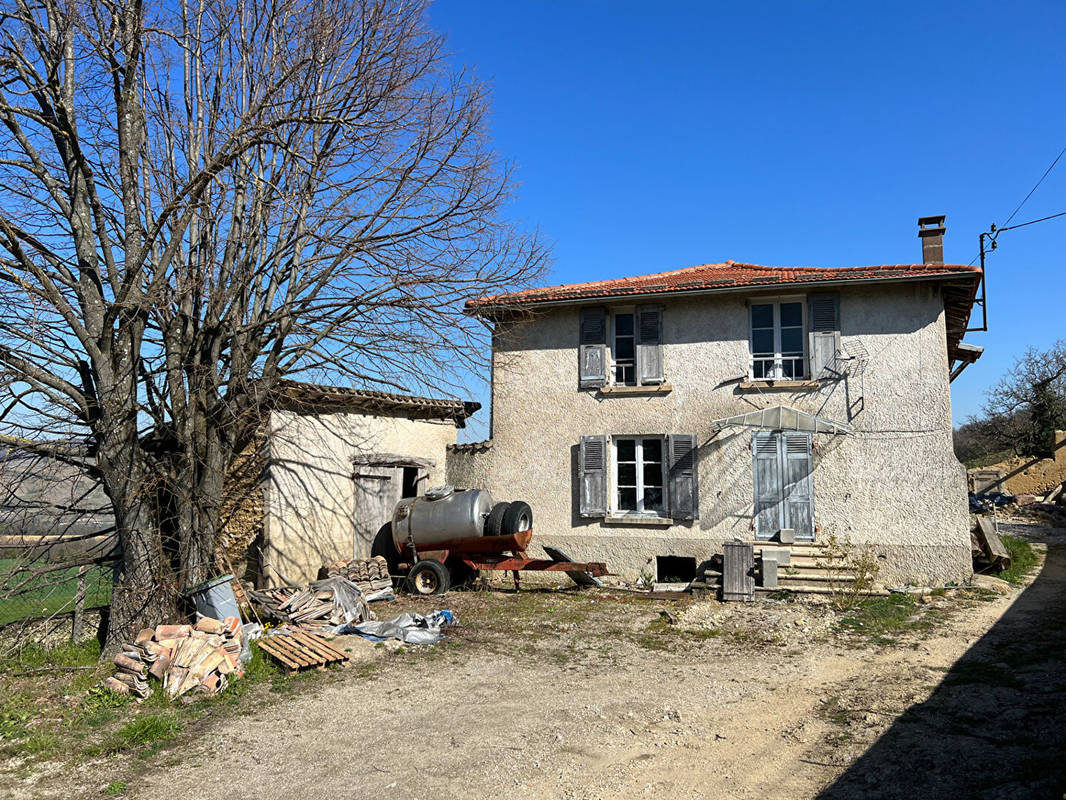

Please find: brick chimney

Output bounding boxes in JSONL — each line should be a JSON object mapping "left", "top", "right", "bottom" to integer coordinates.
{"left": 918, "top": 215, "right": 946, "bottom": 264}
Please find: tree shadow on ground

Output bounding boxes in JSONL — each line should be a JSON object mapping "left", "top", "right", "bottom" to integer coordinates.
{"left": 818, "top": 540, "right": 1066, "bottom": 800}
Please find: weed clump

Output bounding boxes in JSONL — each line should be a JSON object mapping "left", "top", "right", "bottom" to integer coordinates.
{"left": 997, "top": 535, "right": 1038, "bottom": 586}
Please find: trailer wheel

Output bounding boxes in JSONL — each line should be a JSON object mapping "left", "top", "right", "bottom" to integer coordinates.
{"left": 485, "top": 502, "right": 509, "bottom": 538}
{"left": 371, "top": 523, "right": 401, "bottom": 579}
{"left": 407, "top": 559, "right": 451, "bottom": 596}
{"left": 502, "top": 501, "right": 533, "bottom": 535}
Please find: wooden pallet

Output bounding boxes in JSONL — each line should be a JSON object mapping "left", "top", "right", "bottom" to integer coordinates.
{"left": 256, "top": 629, "right": 350, "bottom": 673}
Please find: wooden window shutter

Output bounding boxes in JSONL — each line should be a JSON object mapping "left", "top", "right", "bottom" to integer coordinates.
{"left": 636, "top": 305, "right": 664, "bottom": 385}
{"left": 752, "top": 431, "right": 782, "bottom": 539}
{"left": 578, "top": 435, "right": 608, "bottom": 518}
{"left": 782, "top": 433, "right": 814, "bottom": 541}
{"left": 666, "top": 433, "right": 699, "bottom": 520}
{"left": 578, "top": 307, "right": 608, "bottom": 389}
{"left": 807, "top": 292, "right": 840, "bottom": 379}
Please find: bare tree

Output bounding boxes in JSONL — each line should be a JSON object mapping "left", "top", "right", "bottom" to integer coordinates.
{"left": 976, "top": 340, "right": 1066, "bottom": 460}
{"left": 0, "top": 0, "right": 547, "bottom": 647}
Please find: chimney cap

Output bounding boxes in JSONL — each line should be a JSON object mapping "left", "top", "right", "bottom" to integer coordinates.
{"left": 918, "top": 214, "right": 946, "bottom": 227}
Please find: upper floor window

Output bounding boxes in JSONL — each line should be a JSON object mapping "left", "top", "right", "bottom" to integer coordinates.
{"left": 579, "top": 305, "right": 664, "bottom": 389}
{"left": 612, "top": 311, "right": 637, "bottom": 385}
{"left": 750, "top": 299, "right": 807, "bottom": 380}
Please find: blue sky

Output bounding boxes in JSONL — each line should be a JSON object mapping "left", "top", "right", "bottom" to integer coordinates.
{"left": 427, "top": 1, "right": 1066, "bottom": 439}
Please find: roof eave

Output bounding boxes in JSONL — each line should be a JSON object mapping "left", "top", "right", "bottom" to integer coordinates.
{"left": 467, "top": 270, "right": 982, "bottom": 318}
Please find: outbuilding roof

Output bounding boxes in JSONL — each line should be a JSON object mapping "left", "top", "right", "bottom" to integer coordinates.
{"left": 271, "top": 380, "right": 480, "bottom": 428}
{"left": 467, "top": 260, "right": 982, "bottom": 364}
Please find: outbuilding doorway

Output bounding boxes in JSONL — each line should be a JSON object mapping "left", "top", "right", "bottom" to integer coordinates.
{"left": 352, "top": 455, "right": 432, "bottom": 559}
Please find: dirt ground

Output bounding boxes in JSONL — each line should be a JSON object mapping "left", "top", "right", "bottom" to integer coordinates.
{"left": 975, "top": 430, "right": 1066, "bottom": 495}
{"left": 15, "top": 520, "right": 1066, "bottom": 800}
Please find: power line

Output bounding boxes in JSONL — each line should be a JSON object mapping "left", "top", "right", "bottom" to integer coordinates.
{"left": 1003, "top": 146, "right": 1066, "bottom": 228}
{"left": 996, "top": 209, "right": 1066, "bottom": 233}
{"left": 968, "top": 145, "right": 1066, "bottom": 266}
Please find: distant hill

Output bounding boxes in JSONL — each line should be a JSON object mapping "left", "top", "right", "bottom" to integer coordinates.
{"left": 0, "top": 446, "right": 113, "bottom": 539}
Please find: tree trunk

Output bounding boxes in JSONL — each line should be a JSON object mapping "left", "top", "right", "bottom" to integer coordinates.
{"left": 101, "top": 478, "right": 176, "bottom": 652}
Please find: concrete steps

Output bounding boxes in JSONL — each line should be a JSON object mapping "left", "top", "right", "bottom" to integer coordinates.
{"left": 755, "top": 585, "right": 889, "bottom": 597}
{"left": 693, "top": 540, "right": 886, "bottom": 599}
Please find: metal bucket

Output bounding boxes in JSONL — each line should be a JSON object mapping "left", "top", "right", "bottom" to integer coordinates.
{"left": 189, "top": 574, "right": 241, "bottom": 622}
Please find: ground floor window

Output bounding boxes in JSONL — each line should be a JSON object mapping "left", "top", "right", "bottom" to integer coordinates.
{"left": 614, "top": 436, "right": 666, "bottom": 514}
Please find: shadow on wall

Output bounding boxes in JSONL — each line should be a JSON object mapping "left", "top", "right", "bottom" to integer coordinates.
{"left": 817, "top": 542, "right": 1066, "bottom": 800}
{"left": 266, "top": 414, "right": 393, "bottom": 582}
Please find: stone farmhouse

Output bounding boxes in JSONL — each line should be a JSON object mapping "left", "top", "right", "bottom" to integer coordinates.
{"left": 447, "top": 219, "right": 984, "bottom": 585}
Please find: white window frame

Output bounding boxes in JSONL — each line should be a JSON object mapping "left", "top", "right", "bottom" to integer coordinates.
{"left": 749, "top": 296, "right": 808, "bottom": 380}
{"left": 608, "top": 307, "right": 637, "bottom": 386}
{"left": 611, "top": 435, "right": 668, "bottom": 516}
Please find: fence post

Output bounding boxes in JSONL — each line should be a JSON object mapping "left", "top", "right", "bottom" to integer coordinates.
{"left": 72, "top": 565, "right": 89, "bottom": 641}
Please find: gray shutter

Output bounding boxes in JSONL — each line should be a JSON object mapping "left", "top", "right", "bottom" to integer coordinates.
{"left": 808, "top": 292, "right": 840, "bottom": 379}
{"left": 578, "top": 307, "right": 608, "bottom": 389}
{"left": 636, "top": 305, "right": 664, "bottom": 385}
{"left": 752, "top": 432, "right": 781, "bottom": 540}
{"left": 782, "top": 433, "right": 814, "bottom": 541}
{"left": 666, "top": 434, "right": 698, "bottom": 520}
{"left": 578, "top": 435, "right": 607, "bottom": 518}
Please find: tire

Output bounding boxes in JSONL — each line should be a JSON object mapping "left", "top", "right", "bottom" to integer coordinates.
{"left": 501, "top": 501, "right": 533, "bottom": 536}
{"left": 406, "top": 559, "right": 451, "bottom": 596}
{"left": 370, "top": 523, "right": 400, "bottom": 573}
{"left": 485, "top": 502, "right": 509, "bottom": 538}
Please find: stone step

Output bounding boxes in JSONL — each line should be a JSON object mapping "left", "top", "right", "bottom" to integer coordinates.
{"left": 763, "top": 558, "right": 852, "bottom": 571}
{"left": 778, "top": 564, "right": 856, "bottom": 576}
{"left": 756, "top": 585, "right": 889, "bottom": 597}
{"left": 775, "top": 579, "right": 857, "bottom": 592}
{"left": 778, "top": 572, "right": 855, "bottom": 583}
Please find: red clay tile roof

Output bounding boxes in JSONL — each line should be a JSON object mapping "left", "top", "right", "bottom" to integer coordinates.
{"left": 467, "top": 260, "right": 983, "bottom": 364}
{"left": 466, "top": 261, "right": 982, "bottom": 311}
{"left": 272, "top": 380, "right": 479, "bottom": 427}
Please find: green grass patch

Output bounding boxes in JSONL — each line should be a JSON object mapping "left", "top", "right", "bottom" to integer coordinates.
{"left": 0, "top": 638, "right": 102, "bottom": 673}
{"left": 103, "top": 781, "right": 128, "bottom": 796}
{"left": 0, "top": 557, "right": 113, "bottom": 626}
{"left": 0, "top": 708, "right": 32, "bottom": 741}
{"left": 836, "top": 593, "right": 926, "bottom": 642}
{"left": 110, "top": 714, "right": 183, "bottom": 754}
{"left": 997, "top": 535, "right": 1039, "bottom": 586}
{"left": 628, "top": 617, "right": 723, "bottom": 651}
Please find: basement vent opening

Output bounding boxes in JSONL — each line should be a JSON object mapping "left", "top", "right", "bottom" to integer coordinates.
{"left": 656, "top": 555, "right": 697, "bottom": 584}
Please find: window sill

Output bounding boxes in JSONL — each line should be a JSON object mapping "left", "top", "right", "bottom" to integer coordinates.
{"left": 737, "top": 379, "right": 820, "bottom": 391}
{"left": 602, "top": 514, "right": 676, "bottom": 527}
{"left": 597, "top": 383, "right": 673, "bottom": 396}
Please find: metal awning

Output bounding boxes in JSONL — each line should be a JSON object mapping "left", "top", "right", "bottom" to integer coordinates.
{"left": 710, "top": 405, "right": 852, "bottom": 435}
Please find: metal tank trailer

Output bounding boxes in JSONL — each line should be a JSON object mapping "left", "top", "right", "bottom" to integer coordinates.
{"left": 382, "top": 486, "right": 608, "bottom": 595}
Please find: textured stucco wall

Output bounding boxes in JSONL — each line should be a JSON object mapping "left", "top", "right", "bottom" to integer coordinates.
{"left": 448, "top": 282, "right": 971, "bottom": 585}
{"left": 264, "top": 410, "right": 457, "bottom": 584}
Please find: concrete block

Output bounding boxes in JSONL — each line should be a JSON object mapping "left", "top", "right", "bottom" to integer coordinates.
{"left": 760, "top": 547, "right": 791, "bottom": 566}
{"left": 761, "top": 557, "right": 778, "bottom": 588}
{"left": 778, "top": 528, "right": 796, "bottom": 544}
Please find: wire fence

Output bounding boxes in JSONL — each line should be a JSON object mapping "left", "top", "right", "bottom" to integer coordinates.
{"left": 0, "top": 554, "right": 116, "bottom": 637}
